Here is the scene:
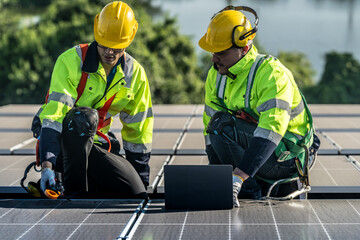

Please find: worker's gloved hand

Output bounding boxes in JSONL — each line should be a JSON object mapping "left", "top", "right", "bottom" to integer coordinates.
{"left": 233, "top": 174, "right": 244, "bottom": 208}
{"left": 40, "top": 168, "right": 56, "bottom": 193}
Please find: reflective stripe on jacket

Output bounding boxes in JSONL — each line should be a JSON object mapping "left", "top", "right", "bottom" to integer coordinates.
{"left": 39, "top": 42, "right": 153, "bottom": 153}
{"left": 203, "top": 45, "right": 311, "bottom": 147}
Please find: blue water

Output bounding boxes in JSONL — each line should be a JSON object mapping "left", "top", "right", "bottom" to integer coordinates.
{"left": 152, "top": 0, "right": 360, "bottom": 82}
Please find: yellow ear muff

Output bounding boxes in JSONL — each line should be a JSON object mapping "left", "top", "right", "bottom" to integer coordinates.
{"left": 230, "top": 6, "right": 258, "bottom": 48}
{"left": 232, "top": 25, "right": 248, "bottom": 48}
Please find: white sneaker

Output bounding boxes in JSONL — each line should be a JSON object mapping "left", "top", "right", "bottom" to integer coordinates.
{"left": 232, "top": 175, "right": 243, "bottom": 208}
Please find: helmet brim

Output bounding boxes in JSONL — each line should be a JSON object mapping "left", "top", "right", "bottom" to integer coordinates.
{"left": 198, "top": 34, "right": 232, "bottom": 53}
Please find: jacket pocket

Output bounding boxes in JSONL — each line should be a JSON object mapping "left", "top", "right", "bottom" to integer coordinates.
{"left": 111, "top": 87, "right": 135, "bottom": 110}
{"left": 83, "top": 77, "right": 99, "bottom": 95}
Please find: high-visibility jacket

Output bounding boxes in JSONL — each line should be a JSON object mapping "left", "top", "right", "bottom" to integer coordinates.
{"left": 38, "top": 42, "right": 153, "bottom": 166}
{"left": 204, "top": 45, "right": 312, "bottom": 168}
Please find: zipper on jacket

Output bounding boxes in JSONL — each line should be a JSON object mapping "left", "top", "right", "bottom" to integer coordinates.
{"left": 92, "top": 72, "right": 125, "bottom": 108}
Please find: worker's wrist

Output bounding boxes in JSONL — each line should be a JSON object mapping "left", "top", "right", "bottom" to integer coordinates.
{"left": 41, "top": 161, "right": 53, "bottom": 170}
{"left": 233, "top": 167, "right": 249, "bottom": 181}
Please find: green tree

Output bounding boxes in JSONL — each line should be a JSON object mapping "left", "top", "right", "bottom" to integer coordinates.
{"left": 0, "top": 0, "right": 204, "bottom": 105}
{"left": 304, "top": 52, "right": 360, "bottom": 104}
{"left": 1, "top": 0, "right": 52, "bottom": 8}
{"left": 128, "top": 11, "right": 204, "bottom": 104}
{"left": 0, "top": 0, "right": 101, "bottom": 105}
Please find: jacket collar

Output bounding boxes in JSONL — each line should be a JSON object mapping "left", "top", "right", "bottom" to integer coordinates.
{"left": 82, "top": 41, "right": 125, "bottom": 73}
{"left": 227, "top": 45, "right": 259, "bottom": 78}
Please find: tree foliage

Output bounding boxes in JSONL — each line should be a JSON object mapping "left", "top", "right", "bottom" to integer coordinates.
{"left": 0, "top": 0, "right": 204, "bottom": 105}
{"left": 1, "top": 0, "right": 52, "bottom": 8}
{"left": 1, "top": 0, "right": 96, "bottom": 105}
{"left": 303, "top": 52, "right": 360, "bottom": 104}
{"left": 128, "top": 11, "right": 204, "bottom": 104}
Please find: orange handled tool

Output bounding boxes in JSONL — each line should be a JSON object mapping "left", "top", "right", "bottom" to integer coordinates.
{"left": 44, "top": 188, "right": 61, "bottom": 200}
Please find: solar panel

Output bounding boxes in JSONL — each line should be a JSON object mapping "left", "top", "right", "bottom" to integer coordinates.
{"left": 322, "top": 132, "right": 360, "bottom": 155}
{"left": 127, "top": 199, "right": 360, "bottom": 240}
{"left": 315, "top": 132, "right": 339, "bottom": 155}
{"left": 310, "top": 155, "right": 360, "bottom": 186}
{"left": 1, "top": 104, "right": 360, "bottom": 239}
{"left": 309, "top": 104, "right": 360, "bottom": 115}
{"left": 0, "top": 199, "right": 144, "bottom": 240}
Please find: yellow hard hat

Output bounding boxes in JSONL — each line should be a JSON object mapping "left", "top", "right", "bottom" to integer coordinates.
{"left": 94, "top": 1, "right": 138, "bottom": 49}
{"left": 199, "top": 6, "right": 258, "bottom": 53}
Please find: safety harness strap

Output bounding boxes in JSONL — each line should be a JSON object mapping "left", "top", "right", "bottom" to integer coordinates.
{"left": 245, "top": 54, "right": 314, "bottom": 166}
{"left": 244, "top": 54, "right": 267, "bottom": 113}
{"left": 97, "top": 94, "right": 116, "bottom": 129}
{"left": 75, "top": 44, "right": 90, "bottom": 103}
{"left": 95, "top": 94, "right": 117, "bottom": 152}
{"left": 244, "top": 54, "right": 316, "bottom": 187}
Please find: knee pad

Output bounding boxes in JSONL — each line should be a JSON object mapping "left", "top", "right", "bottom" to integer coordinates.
{"left": 207, "top": 111, "right": 238, "bottom": 143}
{"left": 63, "top": 107, "right": 98, "bottom": 137}
{"left": 206, "top": 111, "right": 235, "bottom": 135}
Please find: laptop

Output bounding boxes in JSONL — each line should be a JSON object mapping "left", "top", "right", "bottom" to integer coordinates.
{"left": 164, "top": 165, "right": 233, "bottom": 210}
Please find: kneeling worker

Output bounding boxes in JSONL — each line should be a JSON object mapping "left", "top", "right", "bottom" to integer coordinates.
{"left": 198, "top": 6, "right": 319, "bottom": 207}
{"left": 34, "top": 1, "right": 153, "bottom": 199}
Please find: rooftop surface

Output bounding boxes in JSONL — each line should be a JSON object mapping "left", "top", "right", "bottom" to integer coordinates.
{"left": 1, "top": 104, "right": 360, "bottom": 239}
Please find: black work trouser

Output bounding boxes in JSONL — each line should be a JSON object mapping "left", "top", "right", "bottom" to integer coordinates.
{"left": 57, "top": 107, "right": 147, "bottom": 199}
{"left": 206, "top": 117, "right": 299, "bottom": 199}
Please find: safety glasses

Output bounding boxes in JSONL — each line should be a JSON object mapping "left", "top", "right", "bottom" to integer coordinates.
{"left": 97, "top": 44, "right": 125, "bottom": 54}
{"left": 212, "top": 46, "right": 236, "bottom": 57}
